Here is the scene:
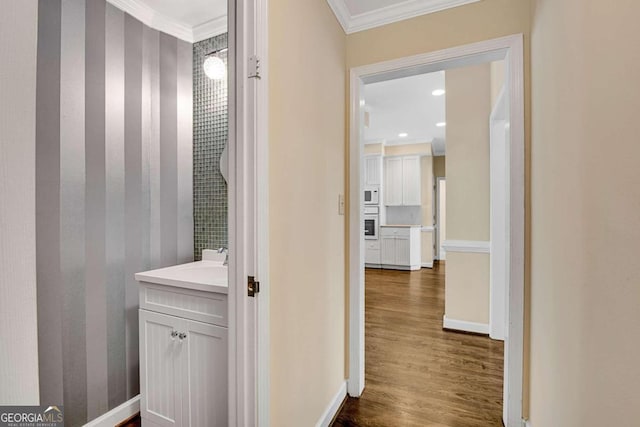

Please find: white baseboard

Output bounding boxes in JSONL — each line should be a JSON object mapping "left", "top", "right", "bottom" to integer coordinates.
{"left": 441, "top": 239, "right": 490, "bottom": 254}
{"left": 421, "top": 262, "right": 433, "bottom": 268}
{"left": 83, "top": 395, "right": 140, "bottom": 427}
{"left": 315, "top": 381, "right": 347, "bottom": 427}
{"left": 443, "top": 315, "right": 489, "bottom": 334}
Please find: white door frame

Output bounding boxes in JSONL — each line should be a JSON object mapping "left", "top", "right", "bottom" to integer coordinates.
{"left": 489, "top": 86, "right": 509, "bottom": 341}
{"left": 435, "top": 176, "right": 446, "bottom": 261}
{"left": 348, "top": 34, "right": 525, "bottom": 427}
{"left": 228, "top": 0, "right": 269, "bottom": 425}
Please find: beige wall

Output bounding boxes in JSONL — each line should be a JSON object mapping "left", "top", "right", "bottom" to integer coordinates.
{"left": 346, "top": 0, "right": 531, "bottom": 70}
{"left": 445, "top": 253, "right": 490, "bottom": 323}
{"left": 0, "top": 0, "right": 40, "bottom": 405}
{"left": 445, "top": 64, "right": 491, "bottom": 242}
{"left": 269, "top": 0, "right": 346, "bottom": 425}
{"left": 443, "top": 63, "right": 491, "bottom": 325}
{"left": 384, "top": 142, "right": 431, "bottom": 156}
{"left": 433, "top": 156, "right": 446, "bottom": 177}
{"left": 363, "top": 142, "right": 383, "bottom": 155}
{"left": 529, "top": 0, "right": 640, "bottom": 424}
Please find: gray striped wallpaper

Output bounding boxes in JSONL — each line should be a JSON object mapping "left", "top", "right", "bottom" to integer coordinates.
{"left": 35, "top": 0, "right": 193, "bottom": 425}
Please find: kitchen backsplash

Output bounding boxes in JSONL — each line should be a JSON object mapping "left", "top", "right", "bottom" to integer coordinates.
{"left": 385, "top": 206, "right": 422, "bottom": 225}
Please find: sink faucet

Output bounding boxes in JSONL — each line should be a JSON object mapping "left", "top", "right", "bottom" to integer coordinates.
{"left": 217, "top": 247, "right": 228, "bottom": 266}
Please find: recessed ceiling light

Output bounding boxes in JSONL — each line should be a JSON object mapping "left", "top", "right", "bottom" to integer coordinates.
{"left": 436, "top": 122, "right": 446, "bottom": 127}
{"left": 398, "top": 133, "right": 408, "bottom": 138}
{"left": 432, "top": 89, "right": 446, "bottom": 96}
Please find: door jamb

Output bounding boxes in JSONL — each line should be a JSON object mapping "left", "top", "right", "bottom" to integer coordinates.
{"left": 229, "top": 0, "right": 269, "bottom": 425}
{"left": 347, "top": 34, "right": 525, "bottom": 427}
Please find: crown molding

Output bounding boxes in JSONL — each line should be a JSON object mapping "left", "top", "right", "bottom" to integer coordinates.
{"left": 193, "top": 15, "right": 228, "bottom": 42}
{"left": 327, "top": 0, "right": 482, "bottom": 34}
{"left": 326, "top": 0, "right": 351, "bottom": 32}
{"left": 106, "top": 0, "right": 227, "bottom": 43}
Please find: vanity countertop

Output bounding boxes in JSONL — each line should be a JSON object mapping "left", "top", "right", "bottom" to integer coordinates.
{"left": 135, "top": 254, "right": 228, "bottom": 294}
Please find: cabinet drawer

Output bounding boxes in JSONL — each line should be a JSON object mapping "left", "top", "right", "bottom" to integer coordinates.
{"left": 139, "top": 282, "right": 227, "bottom": 327}
{"left": 365, "top": 248, "right": 381, "bottom": 264}
{"left": 380, "top": 227, "right": 411, "bottom": 237}
{"left": 365, "top": 240, "right": 380, "bottom": 250}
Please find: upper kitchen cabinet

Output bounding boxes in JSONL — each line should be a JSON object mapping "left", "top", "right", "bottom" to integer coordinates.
{"left": 384, "top": 155, "right": 421, "bottom": 206}
{"left": 364, "top": 155, "right": 382, "bottom": 187}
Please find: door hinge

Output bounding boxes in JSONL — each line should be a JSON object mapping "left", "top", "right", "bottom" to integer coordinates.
{"left": 248, "top": 55, "right": 261, "bottom": 80}
{"left": 248, "top": 276, "right": 260, "bottom": 297}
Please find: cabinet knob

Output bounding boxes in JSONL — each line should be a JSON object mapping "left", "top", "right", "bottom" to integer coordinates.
{"left": 178, "top": 332, "right": 187, "bottom": 340}
{"left": 171, "top": 330, "right": 179, "bottom": 338}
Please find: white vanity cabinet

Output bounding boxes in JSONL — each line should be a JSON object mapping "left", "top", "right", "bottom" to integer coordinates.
{"left": 138, "top": 281, "right": 228, "bottom": 427}
{"left": 380, "top": 226, "right": 422, "bottom": 270}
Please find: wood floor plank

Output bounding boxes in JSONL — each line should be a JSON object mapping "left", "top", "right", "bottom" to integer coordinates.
{"left": 332, "top": 263, "right": 504, "bottom": 427}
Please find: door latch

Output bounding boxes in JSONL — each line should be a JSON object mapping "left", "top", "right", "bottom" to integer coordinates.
{"left": 248, "top": 276, "right": 260, "bottom": 297}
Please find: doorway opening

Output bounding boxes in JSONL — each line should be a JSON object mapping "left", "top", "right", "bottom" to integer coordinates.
{"left": 346, "top": 35, "right": 525, "bottom": 427}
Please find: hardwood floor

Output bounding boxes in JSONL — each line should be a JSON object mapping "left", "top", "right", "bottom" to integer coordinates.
{"left": 332, "top": 263, "right": 504, "bottom": 427}
{"left": 118, "top": 414, "right": 140, "bottom": 427}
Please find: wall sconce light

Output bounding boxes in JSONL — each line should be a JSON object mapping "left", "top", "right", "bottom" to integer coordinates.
{"left": 204, "top": 47, "right": 228, "bottom": 80}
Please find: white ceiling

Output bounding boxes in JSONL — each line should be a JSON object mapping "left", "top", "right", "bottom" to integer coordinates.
{"left": 139, "top": 0, "right": 226, "bottom": 28}
{"left": 327, "top": 0, "right": 481, "bottom": 34}
{"left": 363, "top": 71, "right": 446, "bottom": 152}
{"left": 107, "top": 0, "right": 227, "bottom": 43}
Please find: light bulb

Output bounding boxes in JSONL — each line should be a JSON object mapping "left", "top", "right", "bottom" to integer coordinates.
{"left": 204, "top": 56, "right": 226, "bottom": 80}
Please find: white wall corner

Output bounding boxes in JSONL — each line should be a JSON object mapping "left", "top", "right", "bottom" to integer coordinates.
{"left": 193, "top": 15, "right": 228, "bottom": 42}
{"left": 82, "top": 395, "right": 140, "bottom": 427}
{"left": 443, "top": 315, "right": 489, "bottom": 335}
{"left": 315, "top": 381, "right": 347, "bottom": 427}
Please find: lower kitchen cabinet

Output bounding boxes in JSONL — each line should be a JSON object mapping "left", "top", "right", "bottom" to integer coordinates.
{"left": 365, "top": 239, "right": 381, "bottom": 267}
{"left": 139, "top": 284, "right": 228, "bottom": 427}
{"left": 380, "top": 226, "right": 421, "bottom": 270}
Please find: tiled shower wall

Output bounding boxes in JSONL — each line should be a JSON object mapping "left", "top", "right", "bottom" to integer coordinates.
{"left": 193, "top": 34, "right": 228, "bottom": 260}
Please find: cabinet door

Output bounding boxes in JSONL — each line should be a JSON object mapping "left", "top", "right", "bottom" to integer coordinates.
{"left": 364, "top": 156, "right": 381, "bottom": 186}
{"left": 380, "top": 236, "right": 396, "bottom": 265}
{"left": 140, "top": 310, "right": 183, "bottom": 427}
{"left": 402, "top": 156, "right": 421, "bottom": 206}
{"left": 384, "top": 157, "right": 403, "bottom": 206}
{"left": 181, "top": 319, "right": 228, "bottom": 427}
{"left": 395, "top": 237, "right": 411, "bottom": 266}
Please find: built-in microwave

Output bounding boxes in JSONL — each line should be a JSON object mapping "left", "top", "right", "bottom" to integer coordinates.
{"left": 364, "top": 187, "right": 379, "bottom": 205}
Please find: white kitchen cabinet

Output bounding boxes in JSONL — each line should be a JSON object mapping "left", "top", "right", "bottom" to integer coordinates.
{"left": 384, "top": 157, "right": 404, "bottom": 206}
{"left": 365, "top": 239, "right": 381, "bottom": 267}
{"left": 384, "top": 156, "right": 421, "bottom": 206}
{"left": 364, "top": 155, "right": 382, "bottom": 187}
{"left": 379, "top": 226, "right": 421, "bottom": 270}
{"left": 139, "top": 282, "right": 228, "bottom": 427}
{"left": 402, "top": 156, "right": 421, "bottom": 206}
